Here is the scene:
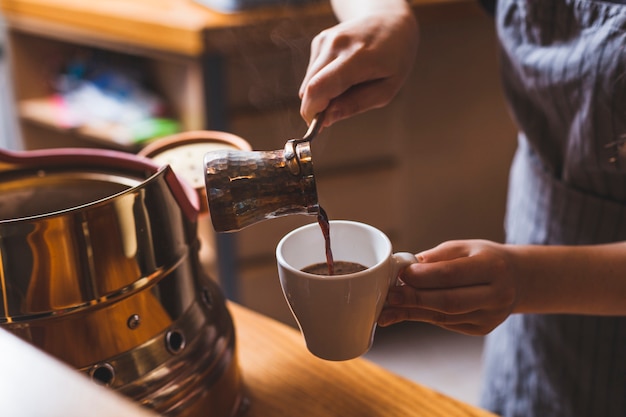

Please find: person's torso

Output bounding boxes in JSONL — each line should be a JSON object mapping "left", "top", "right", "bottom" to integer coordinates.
{"left": 498, "top": 0, "right": 626, "bottom": 245}
{"left": 480, "top": 3, "right": 626, "bottom": 417}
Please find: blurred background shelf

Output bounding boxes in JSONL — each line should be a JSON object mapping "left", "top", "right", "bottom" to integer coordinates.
{"left": 5, "top": 27, "right": 203, "bottom": 151}
{"left": 19, "top": 97, "right": 180, "bottom": 151}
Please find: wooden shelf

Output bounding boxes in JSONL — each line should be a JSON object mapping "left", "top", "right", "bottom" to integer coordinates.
{"left": 19, "top": 97, "right": 179, "bottom": 151}
{"left": 6, "top": 27, "right": 203, "bottom": 151}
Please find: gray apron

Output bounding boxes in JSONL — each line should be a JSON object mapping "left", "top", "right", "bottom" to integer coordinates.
{"left": 481, "top": 1, "right": 626, "bottom": 416}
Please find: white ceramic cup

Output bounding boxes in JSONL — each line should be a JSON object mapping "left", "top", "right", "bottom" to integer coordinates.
{"left": 276, "top": 220, "right": 417, "bottom": 361}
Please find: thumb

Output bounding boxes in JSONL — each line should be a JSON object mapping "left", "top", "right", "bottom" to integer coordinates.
{"left": 417, "top": 241, "right": 471, "bottom": 263}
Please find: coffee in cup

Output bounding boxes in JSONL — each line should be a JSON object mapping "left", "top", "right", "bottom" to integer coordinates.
{"left": 301, "top": 260, "right": 367, "bottom": 275}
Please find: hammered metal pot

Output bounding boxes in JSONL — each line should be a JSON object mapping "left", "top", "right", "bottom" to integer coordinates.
{"left": 0, "top": 147, "right": 246, "bottom": 417}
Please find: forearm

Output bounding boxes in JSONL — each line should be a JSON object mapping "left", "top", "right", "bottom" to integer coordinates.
{"left": 330, "top": 0, "right": 413, "bottom": 22}
{"left": 511, "top": 242, "right": 626, "bottom": 316}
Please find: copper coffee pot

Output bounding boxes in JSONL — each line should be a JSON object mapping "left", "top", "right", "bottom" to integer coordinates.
{"left": 204, "top": 113, "right": 324, "bottom": 232}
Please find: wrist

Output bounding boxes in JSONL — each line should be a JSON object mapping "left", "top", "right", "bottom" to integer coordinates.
{"left": 507, "top": 244, "right": 569, "bottom": 314}
{"left": 508, "top": 243, "right": 626, "bottom": 316}
{"left": 332, "top": 0, "right": 414, "bottom": 22}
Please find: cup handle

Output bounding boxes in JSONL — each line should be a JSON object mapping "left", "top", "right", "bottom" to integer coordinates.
{"left": 390, "top": 252, "right": 418, "bottom": 286}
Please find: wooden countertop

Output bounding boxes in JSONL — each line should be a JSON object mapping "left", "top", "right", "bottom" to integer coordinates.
{"left": 231, "top": 302, "right": 496, "bottom": 417}
{"left": 0, "top": 302, "right": 496, "bottom": 417}
{"left": 0, "top": 0, "right": 477, "bottom": 56}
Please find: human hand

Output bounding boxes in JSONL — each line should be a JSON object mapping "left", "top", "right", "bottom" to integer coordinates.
{"left": 378, "top": 240, "right": 520, "bottom": 335}
{"left": 299, "top": 6, "right": 418, "bottom": 126}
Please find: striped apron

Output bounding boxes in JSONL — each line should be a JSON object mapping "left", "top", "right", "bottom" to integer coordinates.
{"left": 480, "top": 1, "right": 626, "bottom": 416}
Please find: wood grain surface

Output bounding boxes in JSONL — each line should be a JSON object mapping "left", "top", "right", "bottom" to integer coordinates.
{"left": 231, "top": 302, "right": 497, "bottom": 417}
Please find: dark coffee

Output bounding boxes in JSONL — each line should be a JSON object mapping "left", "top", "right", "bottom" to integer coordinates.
{"left": 301, "top": 260, "right": 368, "bottom": 276}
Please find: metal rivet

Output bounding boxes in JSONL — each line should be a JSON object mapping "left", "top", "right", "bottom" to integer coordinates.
{"left": 90, "top": 363, "right": 115, "bottom": 386}
{"left": 127, "top": 314, "right": 141, "bottom": 329}
{"left": 165, "top": 329, "right": 186, "bottom": 354}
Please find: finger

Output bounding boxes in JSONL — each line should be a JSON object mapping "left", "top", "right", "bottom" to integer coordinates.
{"left": 299, "top": 50, "right": 331, "bottom": 101}
{"left": 387, "top": 284, "right": 493, "bottom": 314}
{"left": 299, "top": 62, "right": 336, "bottom": 125}
{"left": 299, "top": 60, "right": 336, "bottom": 123}
{"left": 378, "top": 307, "right": 499, "bottom": 336}
{"left": 300, "top": 27, "right": 381, "bottom": 98}
{"left": 300, "top": 51, "right": 387, "bottom": 124}
{"left": 400, "top": 257, "right": 492, "bottom": 289}
{"left": 299, "top": 49, "right": 337, "bottom": 122}
{"left": 299, "top": 30, "right": 331, "bottom": 98}
{"left": 417, "top": 241, "right": 472, "bottom": 263}
{"left": 301, "top": 74, "right": 396, "bottom": 126}
{"left": 323, "top": 77, "right": 399, "bottom": 123}
{"left": 378, "top": 306, "right": 481, "bottom": 327}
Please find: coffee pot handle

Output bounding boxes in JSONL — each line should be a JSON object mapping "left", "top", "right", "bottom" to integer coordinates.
{"left": 291, "top": 111, "right": 326, "bottom": 146}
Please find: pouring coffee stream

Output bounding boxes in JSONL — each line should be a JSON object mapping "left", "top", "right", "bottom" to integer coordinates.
{"left": 203, "top": 112, "right": 336, "bottom": 274}
{"left": 296, "top": 113, "right": 335, "bottom": 275}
